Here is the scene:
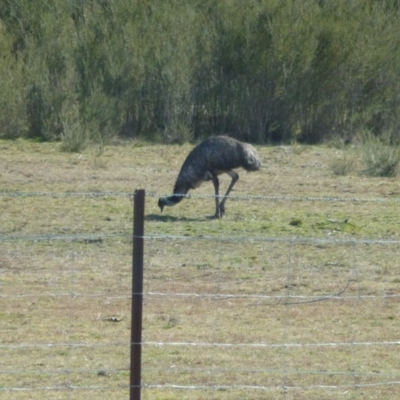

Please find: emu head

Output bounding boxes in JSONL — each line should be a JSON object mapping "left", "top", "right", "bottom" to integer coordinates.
{"left": 158, "top": 198, "right": 166, "bottom": 212}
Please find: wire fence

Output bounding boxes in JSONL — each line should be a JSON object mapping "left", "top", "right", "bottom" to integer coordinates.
{"left": 1, "top": 190, "right": 400, "bottom": 399}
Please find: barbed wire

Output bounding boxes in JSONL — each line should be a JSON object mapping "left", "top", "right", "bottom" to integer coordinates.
{"left": 0, "top": 384, "right": 129, "bottom": 393}
{"left": 143, "top": 366, "right": 398, "bottom": 378}
{"left": 0, "top": 190, "right": 133, "bottom": 198}
{"left": 0, "top": 232, "right": 130, "bottom": 242}
{"left": 145, "top": 233, "right": 400, "bottom": 246}
{"left": 1, "top": 339, "right": 398, "bottom": 351}
{"left": 142, "top": 381, "right": 400, "bottom": 391}
{"left": 1, "top": 291, "right": 398, "bottom": 301}
{"left": 144, "top": 340, "right": 400, "bottom": 349}
{"left": 0, "top": 292, "right": 132, "bottom": 299}
{"left": 2, "top": 380, "right": 400, "bottom": 393}
{"left": 1, "top": 189, "right": 400, "bottom": 204}
{"left": 2, "top": 231, "right": 400, "bottom": 246}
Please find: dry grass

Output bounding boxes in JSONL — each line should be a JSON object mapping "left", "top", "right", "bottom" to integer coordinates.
{"left": 1, "top": 138, "right": 400, "bottom": 399}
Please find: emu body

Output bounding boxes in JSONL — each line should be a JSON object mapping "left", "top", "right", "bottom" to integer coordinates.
{"left": 158, "top": 136, "right": 261, "bottom": 218}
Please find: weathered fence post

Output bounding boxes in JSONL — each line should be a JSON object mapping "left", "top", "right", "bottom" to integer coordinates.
{"left": 130, "top": 189, "right": 145, "bottom": 400}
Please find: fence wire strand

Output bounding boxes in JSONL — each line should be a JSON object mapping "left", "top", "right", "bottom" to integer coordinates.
{"left": 2, "top": 189, "right": 400, "bottom": 204}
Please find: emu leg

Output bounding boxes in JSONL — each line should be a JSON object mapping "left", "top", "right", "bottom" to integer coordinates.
{"left": 211, "top": 175, "right": 221, "bottom": 218}
{"left": 219, "top": 171, "right": 239, "bottom": 216}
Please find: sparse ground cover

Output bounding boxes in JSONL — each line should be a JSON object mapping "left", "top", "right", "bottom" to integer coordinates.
{"left": 1, "top": 139, "right": 400, "bottom": 399}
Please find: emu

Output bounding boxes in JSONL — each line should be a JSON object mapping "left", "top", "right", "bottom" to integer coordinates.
{"left": 158, "top": 136, "right": 261, "bottom": 218}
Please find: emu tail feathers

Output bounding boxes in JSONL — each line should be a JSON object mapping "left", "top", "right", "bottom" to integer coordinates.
{"left": 242, "top": 144, "right": 262, "bottom": 171}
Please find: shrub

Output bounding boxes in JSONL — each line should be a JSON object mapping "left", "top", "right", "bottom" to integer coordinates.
{"left": 59, "top": 103, "right": 89, "bottom": 153}
{"left": 361, "top": 132, "right": 400, "bottom": 177}
{"left": 330, "top": 151, "right": 357, "bottom": 176}
{"left": 60, "top": 119, "right": 90, "bottom": 153}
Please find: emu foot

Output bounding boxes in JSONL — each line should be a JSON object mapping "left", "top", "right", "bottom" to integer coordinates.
{"left": 207, "top": 204, "right": 225, "bottom": 219}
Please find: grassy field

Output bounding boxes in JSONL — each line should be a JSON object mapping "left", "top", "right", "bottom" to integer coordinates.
{"left": 1, "top": 138, "right": 400, "bottom": 399}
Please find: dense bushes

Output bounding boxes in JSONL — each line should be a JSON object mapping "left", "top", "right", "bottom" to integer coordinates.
{"left": 1, "top": 0, "right": 400, "bottom": 146}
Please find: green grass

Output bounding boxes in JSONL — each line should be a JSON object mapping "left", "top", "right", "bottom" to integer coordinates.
{"left": 1, "top": 139, "right": 400, "bottom": 399}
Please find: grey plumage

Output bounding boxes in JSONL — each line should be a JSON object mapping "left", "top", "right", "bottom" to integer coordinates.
{"left": 158, "top": 136, "right": 261, "bottom": 218}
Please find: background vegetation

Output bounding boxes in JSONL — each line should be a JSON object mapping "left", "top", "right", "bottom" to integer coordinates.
{"left": 1, "top": 0, "right": 400, "bottom": 146}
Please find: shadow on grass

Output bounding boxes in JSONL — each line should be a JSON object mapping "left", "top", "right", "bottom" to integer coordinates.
{"left": 145, "top": 213, "right": 208, "bottom": 223}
